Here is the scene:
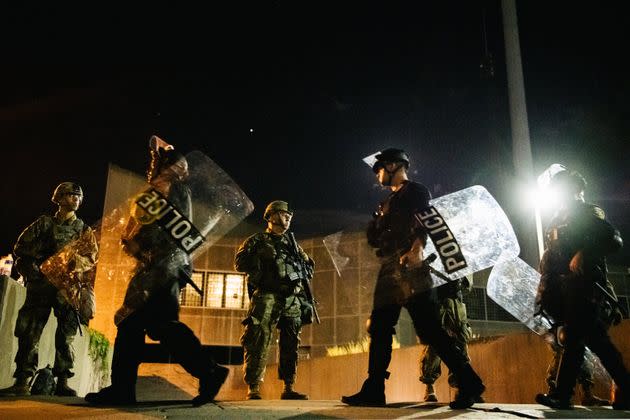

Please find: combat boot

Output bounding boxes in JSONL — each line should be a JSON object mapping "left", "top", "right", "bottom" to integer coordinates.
{"left": 535, "top": 393, "right": 573, "bottom": 410}
{"left": 0, "top": 376, "right": 31, "bottom": 397}
{"left": 85, "top": 386, "right": 136, "bottom": 405}
{"left": 449, "top": 383, "right": 486, "bottom": 409}
{"left": 281, "top": 382, "right": 308, "bottom": 400}
{"left": 341, "top": 377, "right": 386, "bottom": 407}
{"left": 247, "top": 383, "right": 262, "bottom": 400}
{"left": 55, "top": 375, "right": 77, "bottom": 397}
{"left": 192, "top": 364, "right": 229, "bottom": 406}
{"left": 423, "top": 383, "right": 437, "bottom": 402}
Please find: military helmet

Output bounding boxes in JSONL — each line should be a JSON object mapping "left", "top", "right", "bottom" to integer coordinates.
{"left": 263, "top": 200, "right": 293, "bottom": 220}
{"left": 51, "top": 182, "right": 83, "bottom": 204}
{"left": 372, "top": 148, "right": 410, "bottom": 173}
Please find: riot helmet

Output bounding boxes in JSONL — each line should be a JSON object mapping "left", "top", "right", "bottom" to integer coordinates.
{"left": 263, "top": 200, "right": 293, "bottom": 220}
{"left": 147, "top": 148, "right": 188, "bottom": 183}
{"left": 372, "top": 148, "right": 410, "bottom": 173}
{"left": 51, "top": 182, "right": 83, "bottom": 205}
{"left": 550, "top": 169, "right": 587, "bottom": 203}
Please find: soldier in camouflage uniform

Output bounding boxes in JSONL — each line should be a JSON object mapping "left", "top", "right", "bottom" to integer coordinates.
{"left": 235, "top": 200, "right": 314, "bottom": 400}
{"left": 419, "top": 276, "right": 475, "bottom": 403}
{"left": 0, "top": 182, "right": 96, "bottom": 397}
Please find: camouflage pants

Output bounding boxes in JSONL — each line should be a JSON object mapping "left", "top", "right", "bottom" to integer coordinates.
{"left": 14, "top": 279, "right": 79, "bottom": 379}
{"left": 419, "top": 297, "right": 472, "bottom": 387}
{"left": 240, "top": 292, "right": 302, "bottom": 386}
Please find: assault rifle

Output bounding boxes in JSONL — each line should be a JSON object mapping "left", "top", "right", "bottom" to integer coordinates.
{"left": 288, "top": 232, "right": 320, "bottom": 324}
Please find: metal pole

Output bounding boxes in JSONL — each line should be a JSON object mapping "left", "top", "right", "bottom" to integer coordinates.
{"left": 501, "top": 0, "right": 533, "bottom": 179}
{"left": 501, "top": 0, "right": 539, "bottom": 267}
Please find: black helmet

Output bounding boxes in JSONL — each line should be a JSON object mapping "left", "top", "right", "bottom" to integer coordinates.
{"left": 372, "top": 148, "right": 410, "bottom": 173}
{"left": 550, "top": 169, "right": 587, "bottom": 195}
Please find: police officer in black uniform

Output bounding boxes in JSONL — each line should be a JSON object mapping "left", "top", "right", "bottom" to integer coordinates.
{"left": 85, "top": 145, "right": 229, "bottom": 406}
{"left": 341, "top": 148, "right": 485, "bottom": 409}
{"left": 535, "top": 169, "right": 630, "bottom": 410}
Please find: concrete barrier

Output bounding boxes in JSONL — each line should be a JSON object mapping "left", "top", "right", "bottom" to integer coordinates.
{"left": 0, "top": 276, "right": 112, "bottom": 396}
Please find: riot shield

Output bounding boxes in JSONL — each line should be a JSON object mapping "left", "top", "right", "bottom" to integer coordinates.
{"left": 487, "top": 255, "right": 612, "bottom": 387}
{"left": 322, "top": 231, "right": 351, "bottom": 277}
{"left": 45, "top": 147, "right": 254, "bottom": 340}
{"left": 487, "top": 254, "right": 551, "bottom": 335}
{"left": 420, "top": 185, "right": 520, "bottom": 289}
{"left": 40, "top": 226, "right": 98, "bottom": 324}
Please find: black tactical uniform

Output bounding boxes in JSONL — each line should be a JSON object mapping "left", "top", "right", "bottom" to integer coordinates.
{"left": 85, "top": 148, "right": 228, "bottom": 406}
{"left": 536, "top": 171, "right": 630, "bottom": 410}
{"left": 342, "top": 149, "right": 484, "bottom": 409}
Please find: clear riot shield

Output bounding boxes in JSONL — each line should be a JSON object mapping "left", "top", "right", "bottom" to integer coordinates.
{"left": 84, "top": 150, "right": 253, "bottom": 340}
{"left": 487, "top": 255, "right": 612, "bottom": 387}
{"left": 40, "top": 225, "right": 99, "bottom": 324}
{"left": 420, "top": 185, "right": 520, "bottom": 290}
{"left": 487, "top": 254, "right": 550, "bottom": 335}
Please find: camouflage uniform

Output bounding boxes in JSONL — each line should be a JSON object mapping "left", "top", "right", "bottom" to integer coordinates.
{"left": 235, "top": 230, "right": 313, "bottom": 391}
{"left": 13, "top": 212, "right": 91, "bottom": 381}
{"left": 420, "top": 278, "right": 473, "bottom": 389}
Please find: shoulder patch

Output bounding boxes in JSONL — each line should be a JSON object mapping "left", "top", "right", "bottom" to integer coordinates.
{"left": 589, "top": 205, "right": 606, "bottom": 220}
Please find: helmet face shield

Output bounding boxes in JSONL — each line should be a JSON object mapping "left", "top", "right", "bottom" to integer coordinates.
{"left": 363, "top": 148, "right": 410, "bottom": 173}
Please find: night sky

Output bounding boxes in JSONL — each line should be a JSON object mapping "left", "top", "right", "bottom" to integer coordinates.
{"left": 2, "top": 2, "right": 629, "bottom": 265}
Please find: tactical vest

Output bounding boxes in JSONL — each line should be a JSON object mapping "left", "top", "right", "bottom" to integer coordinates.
{"left": 256, "top": 233, "right": 306, "bottom": 295}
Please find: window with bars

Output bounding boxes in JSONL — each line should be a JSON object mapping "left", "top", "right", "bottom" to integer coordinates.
{"left": 180, "top": 271, "right": 247, "bottom": 309}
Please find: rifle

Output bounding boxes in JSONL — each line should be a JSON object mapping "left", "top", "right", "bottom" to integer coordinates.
{"left": 288, "top": 232, "right": 320, "bottom": 324}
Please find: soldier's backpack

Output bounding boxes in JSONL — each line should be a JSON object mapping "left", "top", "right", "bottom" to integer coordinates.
{"left": 30, "top": 365, "right": 56, "bottom": 395}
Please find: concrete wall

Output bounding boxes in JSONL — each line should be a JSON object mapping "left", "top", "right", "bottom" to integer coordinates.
{"left": 0, "top": 276, "right": 112, "bottom": 396}
{"left": 3, "top": 272, "right": 628, "bottom": 403}
{"left": 142, "top": 320, "right": 630, "bottom": 404}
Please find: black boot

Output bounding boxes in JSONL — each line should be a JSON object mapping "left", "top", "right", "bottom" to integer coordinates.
{"left": 0, "top": 376, "right": 31, "bottom": 397}
{"left": 54, "top": 376, "right": 77, "bottom": 397}
{"left": 85, "top": 386, "right": 136, "bottom": 406}
{"left": 535, "top": 393, "right": 573, "bottom": 410}
{"left": 449, "top": 365, "right": 485, "bottom": 409}
{"left": 281, "top": 382, "right": 308, "bottom": 400}
{"left": 192, "top": 365, "right": 229, "bottom": 407}
{"left": 341, "top": 377, "right": 386, "bottom": 407}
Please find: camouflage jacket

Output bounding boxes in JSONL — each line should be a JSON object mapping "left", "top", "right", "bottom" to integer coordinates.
{"left": 234, "top": 230, "right": 314, "bottom": 297}
{"left": 14, "top": 214, "right": 95, "bottom": 284}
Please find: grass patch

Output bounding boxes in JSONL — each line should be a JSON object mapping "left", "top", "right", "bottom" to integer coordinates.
{"left": 326, "top": 335, "right": 400, "bottom": 357}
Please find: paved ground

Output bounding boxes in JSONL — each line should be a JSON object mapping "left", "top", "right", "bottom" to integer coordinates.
{"left": 0, "top": 397, "right": 629, "bottom": 419}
